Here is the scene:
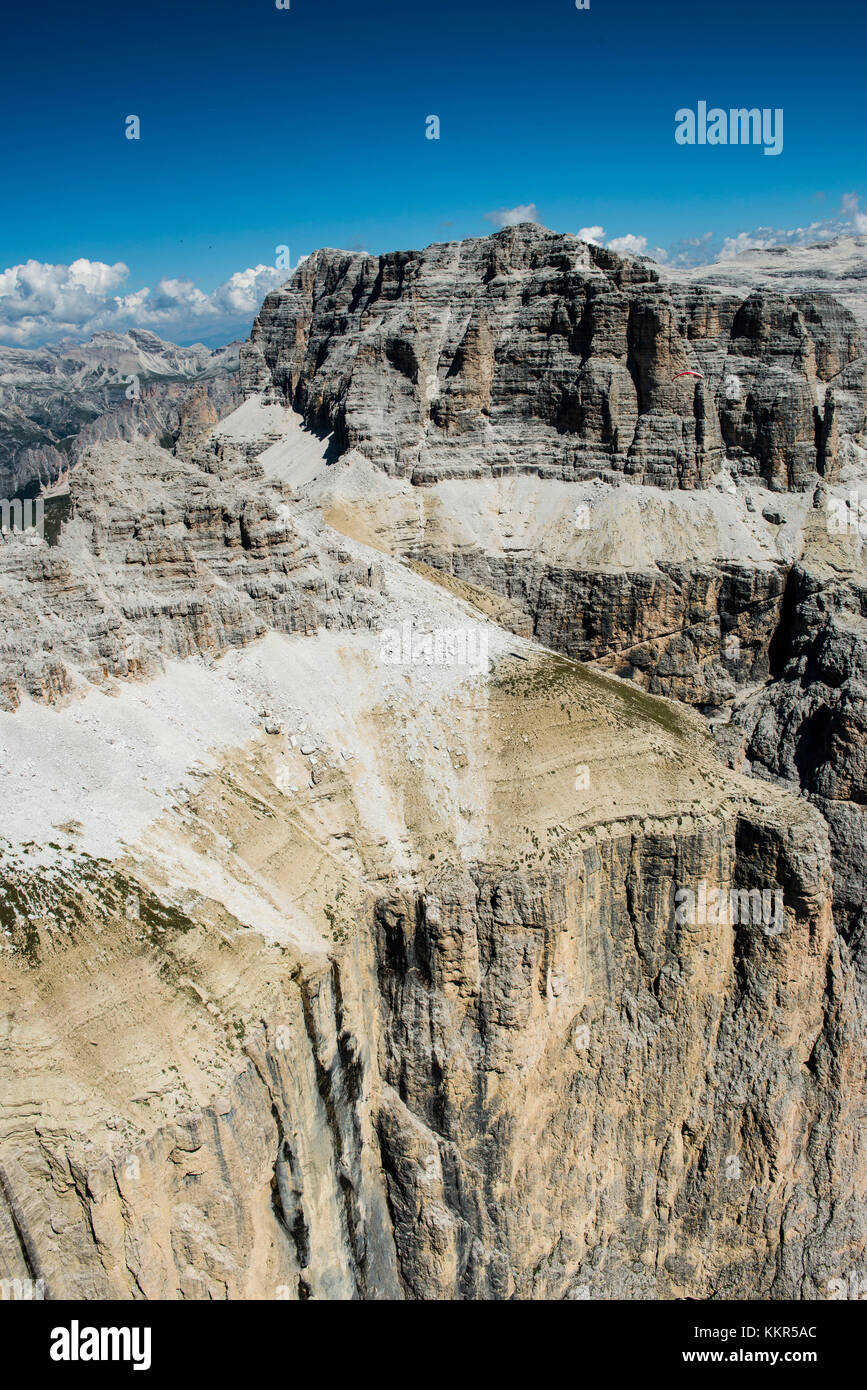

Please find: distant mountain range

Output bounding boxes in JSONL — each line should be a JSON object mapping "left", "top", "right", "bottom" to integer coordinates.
{"left": 0, "top": 328, "right": 242, "bottom": 496}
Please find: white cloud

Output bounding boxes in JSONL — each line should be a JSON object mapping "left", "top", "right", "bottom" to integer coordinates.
{"left": 716, "top": 231, "right": 777, "bottom": 261}
{"left": 606, "top": 233, "right": 648, "bottom": 256}
{"left": 841, "top": 193, "right": 867, "bottom": 234}
{"left": 212, "top": 264, "right": 293, "bottom": 316}
{"left": 577, "top": 226, "right": 666, "bottom": 260}
{"left": 484, "top": 203, "right": 541, "bottom": 228}
{"left": 8, "top": 192, "right": 867, "bottom": 349}
{"left": 0, "top": 257, "right": 292, "bottom": 346}
{"left": 0, "top": 258, "right": 130, "bottom": 343}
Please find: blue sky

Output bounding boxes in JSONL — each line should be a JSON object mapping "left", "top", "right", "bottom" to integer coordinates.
{"left": 1, "top": 0, "right": 864, "bottom": 345}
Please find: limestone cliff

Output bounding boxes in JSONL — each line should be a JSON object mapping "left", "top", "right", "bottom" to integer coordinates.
{"left": 242, "top": 225, "right": 866, "bottom": 491}
{"left": 1, "top": 230, "right": 865, "bottom": 1301}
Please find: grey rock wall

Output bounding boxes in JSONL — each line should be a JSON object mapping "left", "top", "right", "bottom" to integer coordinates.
{"left": 242, "top": 226, "right": 866, "bottom": 491}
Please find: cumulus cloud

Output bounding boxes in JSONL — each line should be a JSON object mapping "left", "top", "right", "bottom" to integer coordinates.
{"left": 9, "top": 191, "right": 867, "bottom": 348}
{"left": 483, "top": 203, "right": 541, "bottom": 228}
{"left": 0, "top": 258, "right": 130, "bottom": 344}
{"left": 576, "top": 226, "right": 667, "bottom": 261}
{"left": 841, "top": 192, "right": 867, "bottom": 234}
{"left": 606, "top": 233, "right": 648, "bottom": 256}
{"left": 716, "top": 231, "right": 778, "bottom": 261}
{"left": 0, "top": 257, "right": 292, "bottom": 346}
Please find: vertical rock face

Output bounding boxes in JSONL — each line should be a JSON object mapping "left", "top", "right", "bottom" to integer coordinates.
{"left": 241, "top": 225, "right": 866, "bottom": 490}
{"left": 0, "top": 863, "right": 401, "bottom": 1301}
{"left": 717, "top": 561, "right": 867, "bottom": 945}
{"left": 374, "top": 810, "right": 858, "bottom": 1300}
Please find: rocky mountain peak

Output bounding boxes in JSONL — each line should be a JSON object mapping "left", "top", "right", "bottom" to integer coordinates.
{"left": 242, "top": 227, "right": 865, "bottom": 493}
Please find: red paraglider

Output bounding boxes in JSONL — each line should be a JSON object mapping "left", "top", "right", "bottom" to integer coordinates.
{"left": 672, "top": 370, "right": 705, "bottom": 379}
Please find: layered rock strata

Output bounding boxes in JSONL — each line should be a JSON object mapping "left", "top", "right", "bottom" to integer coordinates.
{"left": 1, "top": 584, "right": 860, "bottom": 1297}
{"left": 1, "top": 229, "right": 865, "bottom": 1301}
{"left": 242, "top": 225, "right": 866, "bottom": 491}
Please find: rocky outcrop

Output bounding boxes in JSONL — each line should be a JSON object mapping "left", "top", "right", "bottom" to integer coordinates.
{"left": 0, "top": 436, "right": 382, "bottom": 712}
{"left": 0, "top": 858, "right": 400, "bottom": 1300}
{"left": 242, "top": 225, "right": 866, "bottom": 491}
{"left": 376, "top": 810, "right": 856, "bottom": 1299}
{"left": 258, "top": 231, "right": 863, "bottom": 989}
{"left": 413, "top": 547, "right": 786, "bottom": 711}
{"left": 715, "top": 560, "right": 867, "bottom": 940}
